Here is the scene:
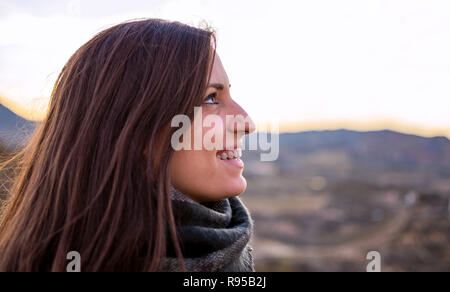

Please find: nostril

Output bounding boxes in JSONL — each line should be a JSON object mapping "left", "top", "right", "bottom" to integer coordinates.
{"left": 245, "top": 117, "right": 256, "bottom": 135}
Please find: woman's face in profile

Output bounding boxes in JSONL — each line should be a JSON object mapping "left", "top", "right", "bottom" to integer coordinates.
{"left": 170, "top": 53, "right": 255, "bottom": 202}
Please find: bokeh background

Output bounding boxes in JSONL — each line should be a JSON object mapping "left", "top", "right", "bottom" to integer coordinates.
{"left": 1, "top": 0, "right": 449, "bottom": 271}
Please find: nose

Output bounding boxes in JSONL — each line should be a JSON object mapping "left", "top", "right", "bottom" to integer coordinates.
{"left": 237, "top": 113, "right": 256, "bottom": 135}
{"left": 227, "top": 101, "right": 256, "bottom": 136}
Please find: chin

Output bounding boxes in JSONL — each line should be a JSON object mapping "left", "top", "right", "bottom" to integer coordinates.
{"left": 223, "top": 175, "right": 247, "bottom": 198}
{"left": 183, "top": 176, "right": 248, "bottom": 202}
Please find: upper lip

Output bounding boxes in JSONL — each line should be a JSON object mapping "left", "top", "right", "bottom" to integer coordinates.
{"left": 216, "top": 144, "right": 243, "bottom": 152}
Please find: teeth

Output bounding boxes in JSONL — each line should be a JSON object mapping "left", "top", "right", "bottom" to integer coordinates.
{"left": 233, "top": 149, "right": 242, "bottom": 158}
{"left": 216, "top": 149, "right": 243, "bottom": 160}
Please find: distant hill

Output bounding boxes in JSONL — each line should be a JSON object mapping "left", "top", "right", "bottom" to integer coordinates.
{"left": 244, "top": 129, "right": 450, "bottom": 190}
{"left": 279, "top": 129, "right": 450, "bottom": 168}
{"left": 0, "top": 103, "right": 38, "bottom": 149}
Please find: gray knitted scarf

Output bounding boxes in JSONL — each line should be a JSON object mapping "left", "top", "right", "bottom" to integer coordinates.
{"left": 158, "top": 187, "right": 255, "bottom": 272}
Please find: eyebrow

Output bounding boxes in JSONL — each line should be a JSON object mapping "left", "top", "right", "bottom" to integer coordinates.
{"left": 207, "top": 83, "right": 231, "bottom": 90}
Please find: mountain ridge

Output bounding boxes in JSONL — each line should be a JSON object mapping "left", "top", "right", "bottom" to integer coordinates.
{"left": 0, "top": 103, "right": 37, "bottom": 148}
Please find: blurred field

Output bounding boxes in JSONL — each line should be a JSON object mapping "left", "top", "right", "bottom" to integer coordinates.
{"left": 242, "top": 130, "right": 450, "bottom": 272}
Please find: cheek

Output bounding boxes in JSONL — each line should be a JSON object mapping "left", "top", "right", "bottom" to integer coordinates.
{"left": 170, "top": 149, "right": 247, "bottom": 201}
{"left": 171, "top": 150, "right": 214, "bottom": 181}
{"left": 170, "top": 150, "right": 215, "bottom": 195}
{"left": 169, "top": 111, "right": 247, "bottom": 201}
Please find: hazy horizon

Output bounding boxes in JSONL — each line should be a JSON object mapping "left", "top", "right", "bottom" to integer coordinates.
{"left": 1, "top": 96, "right": 449, "bottom": 140}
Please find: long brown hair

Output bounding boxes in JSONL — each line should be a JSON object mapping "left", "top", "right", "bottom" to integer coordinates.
{"left": 0, "top": 18, "right": 216, "bottom": 271}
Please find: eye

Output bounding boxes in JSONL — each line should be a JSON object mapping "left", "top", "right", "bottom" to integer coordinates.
{"left": 203, "top": 93, "right": 219, "bottom": 105}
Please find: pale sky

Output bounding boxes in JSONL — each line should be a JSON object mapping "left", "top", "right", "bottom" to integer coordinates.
{"left": 0, "top": 0, "right": 449, "bottom": 137}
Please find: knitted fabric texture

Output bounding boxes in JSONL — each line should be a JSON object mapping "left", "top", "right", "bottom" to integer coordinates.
{"left": 158, "top": 186, "right": 255, "bottom": 272}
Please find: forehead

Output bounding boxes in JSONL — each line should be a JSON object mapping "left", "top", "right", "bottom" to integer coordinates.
{"left": 209, "top": 53, "right": 229, "bottom": 84}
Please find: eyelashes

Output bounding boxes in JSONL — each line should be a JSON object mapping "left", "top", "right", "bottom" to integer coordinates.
{"left": 203, "top": 92, "right": 219, "bottom": 105}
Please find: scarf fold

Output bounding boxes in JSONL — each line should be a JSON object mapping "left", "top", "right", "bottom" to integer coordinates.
{"left": 159, "top": 186, "right": 255, "bottom": 272}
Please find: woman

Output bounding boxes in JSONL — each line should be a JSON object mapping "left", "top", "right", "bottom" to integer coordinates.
{"left": 0, "top": 18, "right": 256, "bottom": 272}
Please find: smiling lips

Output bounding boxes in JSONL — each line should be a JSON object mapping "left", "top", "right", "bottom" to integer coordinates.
{"left": 216, "top": 149, "right": 242, "bottom": 160}
{"left": 216, "top": 149, "right": 244, "bottom": 169}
